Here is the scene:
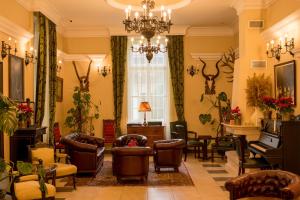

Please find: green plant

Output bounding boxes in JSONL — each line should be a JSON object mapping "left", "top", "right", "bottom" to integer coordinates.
{"left": 0, "top": 93, "right": 18, "bottom": 136}
{"left": 245, "top": 73, "right": 272, "bottom": 108}
{"left": 199, "top": 92, "right": 231, "bottom": 134}
{"left": 65, "top": 87, "right": 100, "bottom": 133}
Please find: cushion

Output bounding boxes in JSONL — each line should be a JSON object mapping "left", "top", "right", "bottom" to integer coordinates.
{"left": 18, "top": 175, "right": 38, "bottom": 182}
{"left": 15, "top": 181, "right": 56, "bottom": 200}
{"left": 239, "top": 198, "right": 281, "bottom": 200}
{"left": 128, "top": 139, "right": 138, "bottom": 147}
{"left": 31, "top": 147, "right": 55, "bottom": 166}
{"left": 54, "top": 163, "right": 77, "bottom": 177}
{"left": 187, "top": 140, "right": 203, "bottom": 146}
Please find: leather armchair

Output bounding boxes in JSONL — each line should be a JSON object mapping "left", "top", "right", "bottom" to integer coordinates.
{"left": 225, "top": 170, "right": 300, "bottom": 200}
{"left": 61, "top": 133, "right": 105, "bottom": 175}
{"left": 114, "top": 134, "right": 147, "bottom": 147}
{"left": 111, "top": 147, "right": 151, "bottom": 182}
{"left": 153, "top": 139, "right": 185, "bottom": 172}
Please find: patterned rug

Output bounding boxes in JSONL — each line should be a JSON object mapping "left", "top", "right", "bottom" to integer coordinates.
{"left": 66, "top": 161, "right": 194, "bottom": 186}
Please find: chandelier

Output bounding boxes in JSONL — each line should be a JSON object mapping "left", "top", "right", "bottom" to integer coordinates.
{"left": 123, "top": 0, "right": 172, "bottom": 62}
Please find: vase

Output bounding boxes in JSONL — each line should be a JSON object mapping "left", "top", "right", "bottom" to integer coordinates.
{"left": 281, "top": 113, "right": 291, "bottom": 121}
{"left": 234, "top": 118, "right": 241, "bottom": 125}
{"left": 229, "top": 119, "right": 235, "bottom": 125}
{"left": 18, "top": 120, "right": 27, "bottom": 128}
{"left": 26, "top": 117, "right": 31, "bottom": 128}
{"left": 263, "top": 110, "right": 272, "bottom": 119}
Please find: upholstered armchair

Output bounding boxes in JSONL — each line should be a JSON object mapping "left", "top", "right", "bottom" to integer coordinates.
{"left": 111, "top": 146, "right": 152, "bottom": 182}
{"left": 28, "top": 144, "right": 77, "bottom": 189}
{"left": 153, "top": 139, "right": 185, "bottom": 172}
{"left": 114, "top": 134, "right": 147, "bottom": 147}
{"left": 11, "top": 161, "right": 56, "bottom": 200}
{"left": 225, "top": 170, "right": 300, "bottom": 200}
{"left": 61, "top": 133, "right": 105, "bottom": 175}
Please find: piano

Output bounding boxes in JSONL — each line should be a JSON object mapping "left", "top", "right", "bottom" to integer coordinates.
{"left": 248, "top": 119, "right": 300, "bottom": 175}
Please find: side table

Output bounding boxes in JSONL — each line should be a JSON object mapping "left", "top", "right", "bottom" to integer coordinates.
{"left": 198, "top": 135, "right": 212, "bottom": 160}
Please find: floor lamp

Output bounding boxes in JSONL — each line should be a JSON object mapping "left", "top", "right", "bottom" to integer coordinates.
{"left": 139, "top": 102, "right": 151, "bottom": 126}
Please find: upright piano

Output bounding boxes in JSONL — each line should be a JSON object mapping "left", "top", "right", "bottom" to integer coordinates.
{"left": 248, "top": 119, "right": 300, "bottom": 175}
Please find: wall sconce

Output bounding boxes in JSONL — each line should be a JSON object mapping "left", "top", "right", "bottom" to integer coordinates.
{"left": 266, "top": 35, "right": 295, "bottom": 61}
{"left": 25, "top": 47, "right": 36, "bottom": 65}
{"left": 1, "top": 41, "right": 12, "bottom": 59}
{"left": 98, "top": 65, "right": 111, "bottom": 77}
{"left": 187, "top": 65, "right": 200, "bottom": 77}
{"left": 57, "top": 60, "right": 62, "bottom": 73}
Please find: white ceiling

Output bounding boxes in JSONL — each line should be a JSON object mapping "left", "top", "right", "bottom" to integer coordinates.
{"left": 20, "top": 0, "right": 238, "bottom": 29}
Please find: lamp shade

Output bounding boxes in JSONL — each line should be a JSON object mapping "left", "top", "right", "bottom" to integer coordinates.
{"left": 139, "top": 101, "right": 151, "bottom": 112}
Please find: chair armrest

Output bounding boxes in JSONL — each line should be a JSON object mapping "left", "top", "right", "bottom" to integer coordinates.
{"left": 282, "top": 179, "right": 300, "bottom": 199}
{"left": 111, "top": 147, "right": 152, "bottom": 156}
{"left": 154, "top": 140, "right": 185, "bottom": 149}
{"left": 64, "top": 140, "right": 98, "bottom": 152}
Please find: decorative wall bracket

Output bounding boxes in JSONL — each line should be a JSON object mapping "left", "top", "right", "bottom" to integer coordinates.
{"left": 266, "top": 36, "right": 295, "bottom": 61}
{"left": 186, "top": 65, "right": 199, "bottom": 77}
{"left": 98, "top": 65, "right": 111, "bottom": 77}
{"left": 1, "top": 41, "right": 11, "bottom": 60}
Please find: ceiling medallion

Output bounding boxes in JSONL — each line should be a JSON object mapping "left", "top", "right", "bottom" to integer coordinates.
{"left": 123, "top": 0, "right": 173, "bottom": 62}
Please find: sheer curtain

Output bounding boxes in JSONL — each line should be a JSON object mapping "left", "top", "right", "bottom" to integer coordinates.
{"left": 127, "top": 39, "right": 169, "bottom": 127}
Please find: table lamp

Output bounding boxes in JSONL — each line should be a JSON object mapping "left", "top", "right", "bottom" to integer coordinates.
{"left": 139, "top": 101, "right": 151, "bottom": 126}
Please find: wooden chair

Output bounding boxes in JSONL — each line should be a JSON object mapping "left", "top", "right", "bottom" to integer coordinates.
{"left": 211, "top": 134, "right": 235, "bottom": 162}
{"left": 28, "top": 143, "right": 77, "bottom": 189}
{"left": 53, "top": 122, "right": 64, "bottom": 153}
{"left": 235, "top": 135, "right": 271, "bottom": 175}
{"left": 170, "top": 121, "right": 203, "bottom": 161}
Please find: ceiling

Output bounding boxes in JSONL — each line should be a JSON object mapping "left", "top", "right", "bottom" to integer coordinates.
{"left": 30, "top": 0, "right": 238, "bottom": 29}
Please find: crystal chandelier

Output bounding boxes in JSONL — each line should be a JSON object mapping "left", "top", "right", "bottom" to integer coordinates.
{"left": 123, "top": 0, "right": 172, "bottom": 62}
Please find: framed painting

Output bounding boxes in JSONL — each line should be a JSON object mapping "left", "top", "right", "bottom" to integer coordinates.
{"left": 0, "top": 62, "right": 3, "bottom": 93}
{"left": 9, "top": 55, "right": 24, "bottom": 101}
{"left": 274, "top": 60, "right": 296, "bottom": 105}
{"left": 56, "top": 76, "right": 63, "bottom": 102}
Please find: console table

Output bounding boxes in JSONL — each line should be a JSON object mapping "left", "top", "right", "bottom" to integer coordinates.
{"left": 10, "top": 127, "right": 46, "bottom": 163}
{"left": 127, "top": 125, "right": 165, "bottom": 148}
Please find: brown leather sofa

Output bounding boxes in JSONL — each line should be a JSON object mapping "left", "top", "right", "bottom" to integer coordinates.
{"left": 153, "top": 139, "right": 185, "bottom": 172}
{"left": 61, "top": 133, "right": 105, "bottom": 175}
{"left": 111, "top": 147, "right": 152, "bottom": 182}
{"left": 225, "top": 170, "right": 300, "bottom": 200}
{"left": 114, "top": 134, "right": 148, "bottom": 147}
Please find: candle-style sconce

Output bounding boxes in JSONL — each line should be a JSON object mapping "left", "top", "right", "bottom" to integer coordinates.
{"left": 187, "top": 65, "right": 200, "bottom": 77}
{"left": 98, "top": 65, "right": 111, "bottom": 77}
{"left": 266, "top": 34, "right": 295, "bottom": 61}
{"left": 57, "top": 60, "right": 62, "bottom": 73}
{"left": 25, "top": 48, "right": 36, "bottom": 65}
{"left": 1, "top": 41, "right": 12, "bottom": 59}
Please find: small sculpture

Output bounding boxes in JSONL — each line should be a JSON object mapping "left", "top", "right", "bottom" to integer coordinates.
{"left": 72, "top": 60, "right": 92, "bottom": 92}
{"left": 199, "top": 57, "right": 221, "bottom": 95}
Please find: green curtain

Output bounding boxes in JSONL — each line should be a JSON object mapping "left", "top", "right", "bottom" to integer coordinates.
{"left": 34, "top": 12, "right": 47, "bottom": 127}
{"left": 111, "top": 36, "right": 127, "bottom": 136}
{"left": 167, "top": 35, "right": 185, "bottom": 121}
{"left": 48, "top": 20, "right": 57, "bottom": 146}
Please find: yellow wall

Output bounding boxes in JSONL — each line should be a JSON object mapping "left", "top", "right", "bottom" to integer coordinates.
{"left": 184, "top": 36, "right": 235, "bottom": 136}
{"left": 63, "top": 37, "right": 110, "bottom": 54}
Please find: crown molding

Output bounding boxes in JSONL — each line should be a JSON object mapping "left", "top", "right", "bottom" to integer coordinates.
{"left": 57, "top": 50, "right": 106, "bottom": 62}
{"left": 231, "top": 0, "right": 277, "bottom": 15}
{"left": 186, "top": 26, "right": 234, "bottom": 37}
{"left": 109, "top": 25, "right": 189, "bottom": 36}
{"left": 62, "top": 27, "right": 110, "bottom": 38}
{"left": 190, "top": 53, "right": 223, "bottom": 61}
{"left": 0, "top": 16, "right": 33, "bottom": 43}
{"left": 261, "top": 9, "right": 300, "bottom": 41}
{"left": 16, "top": 0, "right": 62, "bottom": 26}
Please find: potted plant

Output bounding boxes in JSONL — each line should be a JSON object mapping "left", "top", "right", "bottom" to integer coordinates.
{"left": 17, "top": 103, "right": 33, "bottom": 128}
{"left": 231, "top": 106, "right": 241, "bottom": 125}
{"left": 275, "top": 97, "right": 294, "bottom": 121}
{"left": 245, "top": 73, "right": 272, "bottom": 125}
{"left": 0, "top": 93, "right": 18, "bottom": 136}
{"left": 65, "top": 87, "right": 100, "bottom": 134}
{"left": 259, "top": 96, "right": 276, "bottom": 119}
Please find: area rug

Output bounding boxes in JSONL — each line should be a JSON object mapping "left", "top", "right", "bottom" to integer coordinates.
{"left": 66, "top": 161, "right": 194, "bottom": 186}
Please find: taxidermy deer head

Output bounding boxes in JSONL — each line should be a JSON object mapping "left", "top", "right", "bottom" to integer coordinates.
{"left": 72, "top": 60, "right": 92, "bottom": 92}
{"left": 220, "top": 48, "right": 236, "bottom": 83}
{"left": 199, "top": 57, "right": 221, "bottom": 95}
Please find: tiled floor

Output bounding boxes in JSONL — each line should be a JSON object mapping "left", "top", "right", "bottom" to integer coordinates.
{"left": 55, "top": 155, "right": 235, "bottom": 200}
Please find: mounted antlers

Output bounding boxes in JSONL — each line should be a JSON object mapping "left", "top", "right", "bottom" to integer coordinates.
{"left": 199, "top": 57, "right": 221, "bottom": 95}
{"left": 72, "top": 60, "right": 92, "bottom": 92}
{"left": 220, "top": 48, "right": 236, "bottom": 83}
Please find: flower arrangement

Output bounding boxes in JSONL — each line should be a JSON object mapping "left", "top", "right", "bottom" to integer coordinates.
{"left": 275, "top": 97, "right": 294, "bottom": 114}
{"left": 17, "top": 103, "right": 33, "bottom": 122}
{"left": 260, "top": 96, "right": 276, "bottom": 111}
{"left": 231, "top": 106, "right": 241, "bottom": 120}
